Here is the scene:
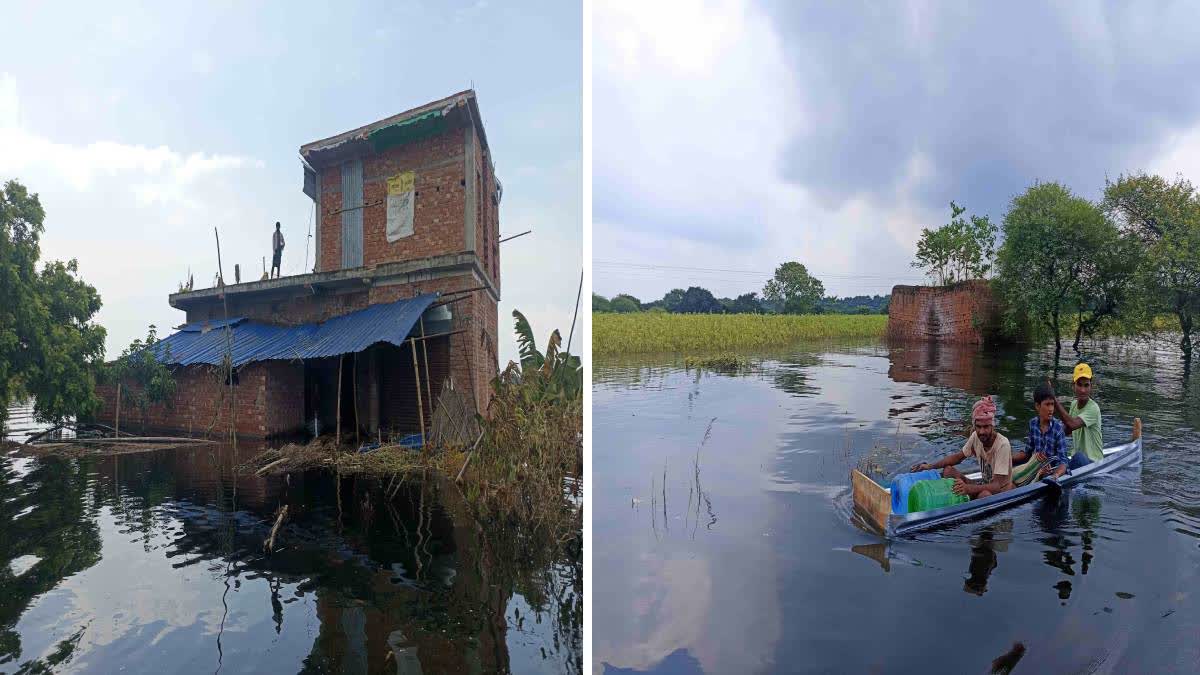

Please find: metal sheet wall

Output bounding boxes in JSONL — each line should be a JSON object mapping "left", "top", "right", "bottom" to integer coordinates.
{"left": 341, "top": 159, "right": 363, "bottom": 268}
{"left": 378, "top": 337, "right": 451, "bottom": 437}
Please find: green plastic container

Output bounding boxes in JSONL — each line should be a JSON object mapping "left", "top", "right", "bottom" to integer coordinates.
{"left": 907, "top": 478, "right": 970, "bottom": 513}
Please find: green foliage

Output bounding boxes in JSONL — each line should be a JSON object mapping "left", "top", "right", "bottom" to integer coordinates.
{"left": 994, "top": 182, "right": 1136, "bottom": 354}
{"left": 912, "top": 201, "right": 998, "bottom": 285}
{"left": 103, "top": 325, "right": 176, "bottom": 423}
{"left": 661, "top": 288, "right": 686, "bottom": 312}
{"left": 501, "top": 310, "right": 582, "bottom": 402}
{"left": 0, "top": 179, "right": 107, "bottom": 424}
{"left": 1103, "top": 172, "right": 1200, "bottom": 360}
{"left": 480, "top": 310, "right": 583, "bottom": 539}
{"left": 676, "top": 286, "right": 723, "bottom": 313}
{"left": 591, "top": 293, "right": 611, "bottom": 312}
{"left": 763, "top": 261, "right": 825, "bottom": 314}
{"left": 729, "top": 292, "right": 763, "bottom": 314}
{"left": 820, "top": 294, "right": 890, "bottom": 314}
{"left": 609, "top": 295, "right": 640, "bottom": 313}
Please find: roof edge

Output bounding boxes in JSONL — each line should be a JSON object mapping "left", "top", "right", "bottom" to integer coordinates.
{"left": 300, "top": 89, "right": 489, "bottom": 159}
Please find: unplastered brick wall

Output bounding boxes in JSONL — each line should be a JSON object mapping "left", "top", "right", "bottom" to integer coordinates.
{"left": 472, "top": 130, "right": 501, "bottom": 295}
{"left": 94, "top": 361, "right": 305, "bottom": 438}
{"left": 885, "top": 281, "right": 1000, "bottom": 345}
{"left": 317, "top": 128, "right": 467, "bottom": 273}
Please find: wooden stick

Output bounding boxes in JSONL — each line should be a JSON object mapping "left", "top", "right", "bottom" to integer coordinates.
{"left": 420, "top": 317, "right": 433, "bottom": 428}
{"left": 256, "top": 457, "right": 289, "bottom": 476}
{"left": 336, "top": 354, "right": 343, "bottom": 447}
{"left": 427, "top": 295, "right": 469, "bottom": 310}
{"left": 115, "top": 382, "right": 121, "bottom": 437}
{"left": 455, "top": 430, "right": 485, "bottom": 483}
{"left": 437, "top": 285, "right": 489, "bottom": 298}
{"left": 263, "top": 505, "right": 288, "bottom": 554}
{"left": 407, "top": 328, "right": 466, "bottom": 344}
{"left": 410, "top": 338, "right": 426, "bottom": 448}
{"left": 354, "top": 352, "right": 359, "bottom": 446}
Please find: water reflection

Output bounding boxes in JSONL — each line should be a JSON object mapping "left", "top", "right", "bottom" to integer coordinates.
{"left": 963, "top": 520, "right": 1012, "bottom": 596}
{"left": 595, "top": 336, "right": 1200, "bottom": 673}
{"left": 0, "top": 441, "right": 581, "bottom": 673}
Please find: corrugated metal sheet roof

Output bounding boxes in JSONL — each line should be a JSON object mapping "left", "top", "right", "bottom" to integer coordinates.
{"left": 153, "top": 293, "right": 438, "bottom": 367}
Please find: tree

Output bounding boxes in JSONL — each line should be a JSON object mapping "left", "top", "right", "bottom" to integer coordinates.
{"left": 912, "top": 201, "right": 998, "bottom": 285}
{"left": 660, "top": 288, "right": 686, "bottom": 313}
{"left": 763, "top": 262, "right": 825, "bottom": 314}
{"left": 612, "top": 294, "right": 642, "bottom": 312}
{"left": 591, "top": 293, "right": 611, "bottom": 312}
{"left": 729, "top": 292, "right": 762, "bottom": 314}
{"left": 994, "top": 182, "right": 1134, "bottom": 361}
{"left": 610, "top": 297, "right": 639, "bottom": 313}
{"left": 102, "top": 325, "right": 177, "bottom": 430}
{"left": 1103, "top": 173, "right": 1200, "bottom": 365}
{"left": 0, "top": 180, "right": 107, "bottom": 424}
{"left": 677, "top": 286, "right": 723, "bottom": 313}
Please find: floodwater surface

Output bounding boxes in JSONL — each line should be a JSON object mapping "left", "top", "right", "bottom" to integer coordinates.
{"left": 1, "top": 411, "right": 581, "bottom": 674}
{"left": 594, "top": 339, "right": 1199, "bottom": 673}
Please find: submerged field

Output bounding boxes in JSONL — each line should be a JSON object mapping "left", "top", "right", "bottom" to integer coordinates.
{"left": 592, "top": 312, "right": 887, "bottom": 354}
{"left": 593, "top": 338, "right": 1200, "bottom": 673}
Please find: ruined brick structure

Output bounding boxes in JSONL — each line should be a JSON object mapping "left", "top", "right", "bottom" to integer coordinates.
{"left": 97, "top": 91, "right": 501, "bottom": 438}
{"left": 885, "top": 281, "right": 1000, "bottom": 345}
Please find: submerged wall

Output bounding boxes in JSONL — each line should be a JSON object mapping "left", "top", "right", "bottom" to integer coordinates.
{"left": 885, "top": 281, "right": 1000, "bottom": 345}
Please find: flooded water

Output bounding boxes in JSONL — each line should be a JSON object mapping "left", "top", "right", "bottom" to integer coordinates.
{"left": 594, "top": 339, "right": 1200, "bottom": 673}
{"left": 1, "top": 413, "right": 581, "bottom": 674}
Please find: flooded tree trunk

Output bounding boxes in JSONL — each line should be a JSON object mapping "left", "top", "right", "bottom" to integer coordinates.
{"left": 1180, "top": 313, "right": 1193, "bottom": 366}
{"left": 1052, "top": 310, "right": 1062, "bottom": 371}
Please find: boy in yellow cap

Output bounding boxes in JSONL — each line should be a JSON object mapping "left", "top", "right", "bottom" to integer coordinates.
{"left": 1047, "top": 362, "right": 1103, "bottom": 470}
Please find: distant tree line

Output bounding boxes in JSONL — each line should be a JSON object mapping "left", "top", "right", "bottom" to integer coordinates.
{"left": 594, "top": 261, "right": 889, "bottom": 316}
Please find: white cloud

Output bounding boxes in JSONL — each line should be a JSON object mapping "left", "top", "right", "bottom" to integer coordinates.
{"left": 1148, "top": 122, "right": 1200, "bottom": 184}
{"left": 0, "top": 74, "right": 269, "bottom": 359}
{"left": 190, "top": 50, "right": 213, "bottom": 75}
{"left": 593, "top": 0, "right": 931, "bottom": 301}
{"left": 0, "top": 73, "right": 17, "bottom": 127}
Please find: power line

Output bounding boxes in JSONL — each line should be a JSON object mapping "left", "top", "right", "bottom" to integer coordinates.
{"left": 593, "top": 259, "right": 927, "bottom": 281}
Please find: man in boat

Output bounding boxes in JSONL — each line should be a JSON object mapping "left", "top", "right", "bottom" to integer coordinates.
{"left": 1010, "top": 383, "right": 1069, "bottom": 486}
{"left": 1047, "top": 362, "right": 1103, "bottom": 471}
{"left": 910, "top": 396, "right": 1013, "bottom": 499}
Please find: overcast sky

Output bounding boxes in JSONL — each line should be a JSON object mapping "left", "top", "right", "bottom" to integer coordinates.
{"left": 593, "top": 0, "right": 1200, "bottom": 303}
{"left": 0, "top": 1, "right": 581, "bottom": 365}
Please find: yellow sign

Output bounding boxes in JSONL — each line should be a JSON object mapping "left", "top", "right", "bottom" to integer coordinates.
{"left": 387, "top": 171, "right": 416, "bottom": 195}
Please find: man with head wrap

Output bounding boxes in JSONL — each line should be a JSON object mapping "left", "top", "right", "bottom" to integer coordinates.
{"left": 910, "top": 395, "right": 1014, "bottom": 499}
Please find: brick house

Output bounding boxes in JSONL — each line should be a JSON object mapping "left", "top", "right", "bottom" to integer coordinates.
{"left": 95, "top": 91, "right": 501, "bottom": 439}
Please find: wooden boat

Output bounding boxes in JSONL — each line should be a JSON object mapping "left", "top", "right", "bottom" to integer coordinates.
{"left": 852, "top": 418, "right": 1142, "bottom": 537}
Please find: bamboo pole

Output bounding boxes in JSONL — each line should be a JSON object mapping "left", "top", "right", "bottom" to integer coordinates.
{"left": 420, "top": 316, "right": 433, "bottom": 427}
{"left": 114, "top": 382, "right": 121, "bottom": 437}
{"left": 336, "top": 354, "right": 343, "bottom": 447}
{"left": 410, "top": 338, "right": 426, "bottom": 447}
{"left": 353, "top": 352, "right": 359, "bottom": 446}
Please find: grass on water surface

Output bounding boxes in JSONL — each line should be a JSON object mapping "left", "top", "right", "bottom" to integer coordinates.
{"left": 593, "top": 312, "right": 888, "bottom": 355}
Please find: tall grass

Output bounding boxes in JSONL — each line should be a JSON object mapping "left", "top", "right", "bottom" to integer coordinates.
{"left": 593, "top": 313, "right": 888, "bottom": 355}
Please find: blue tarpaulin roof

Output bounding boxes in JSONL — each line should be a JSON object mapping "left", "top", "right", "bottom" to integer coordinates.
{"left": 155, "top": 293, "right": 439, "bottom": 367}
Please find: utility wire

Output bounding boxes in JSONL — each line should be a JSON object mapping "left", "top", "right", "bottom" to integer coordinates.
{"left": 593, "top": 259, "right": 926, "bottom": 281}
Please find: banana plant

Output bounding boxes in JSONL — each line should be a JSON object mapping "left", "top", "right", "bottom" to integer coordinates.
{"left": 503, "top": 310, "right": 582, "bottom": 401}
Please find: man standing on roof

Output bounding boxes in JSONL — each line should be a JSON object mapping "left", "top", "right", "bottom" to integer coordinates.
{"left": 271, "top": 222, "right": 285, "bottom": 279}
{"left": 1048, "top": 363, "right": 1103, "bottom": 470}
